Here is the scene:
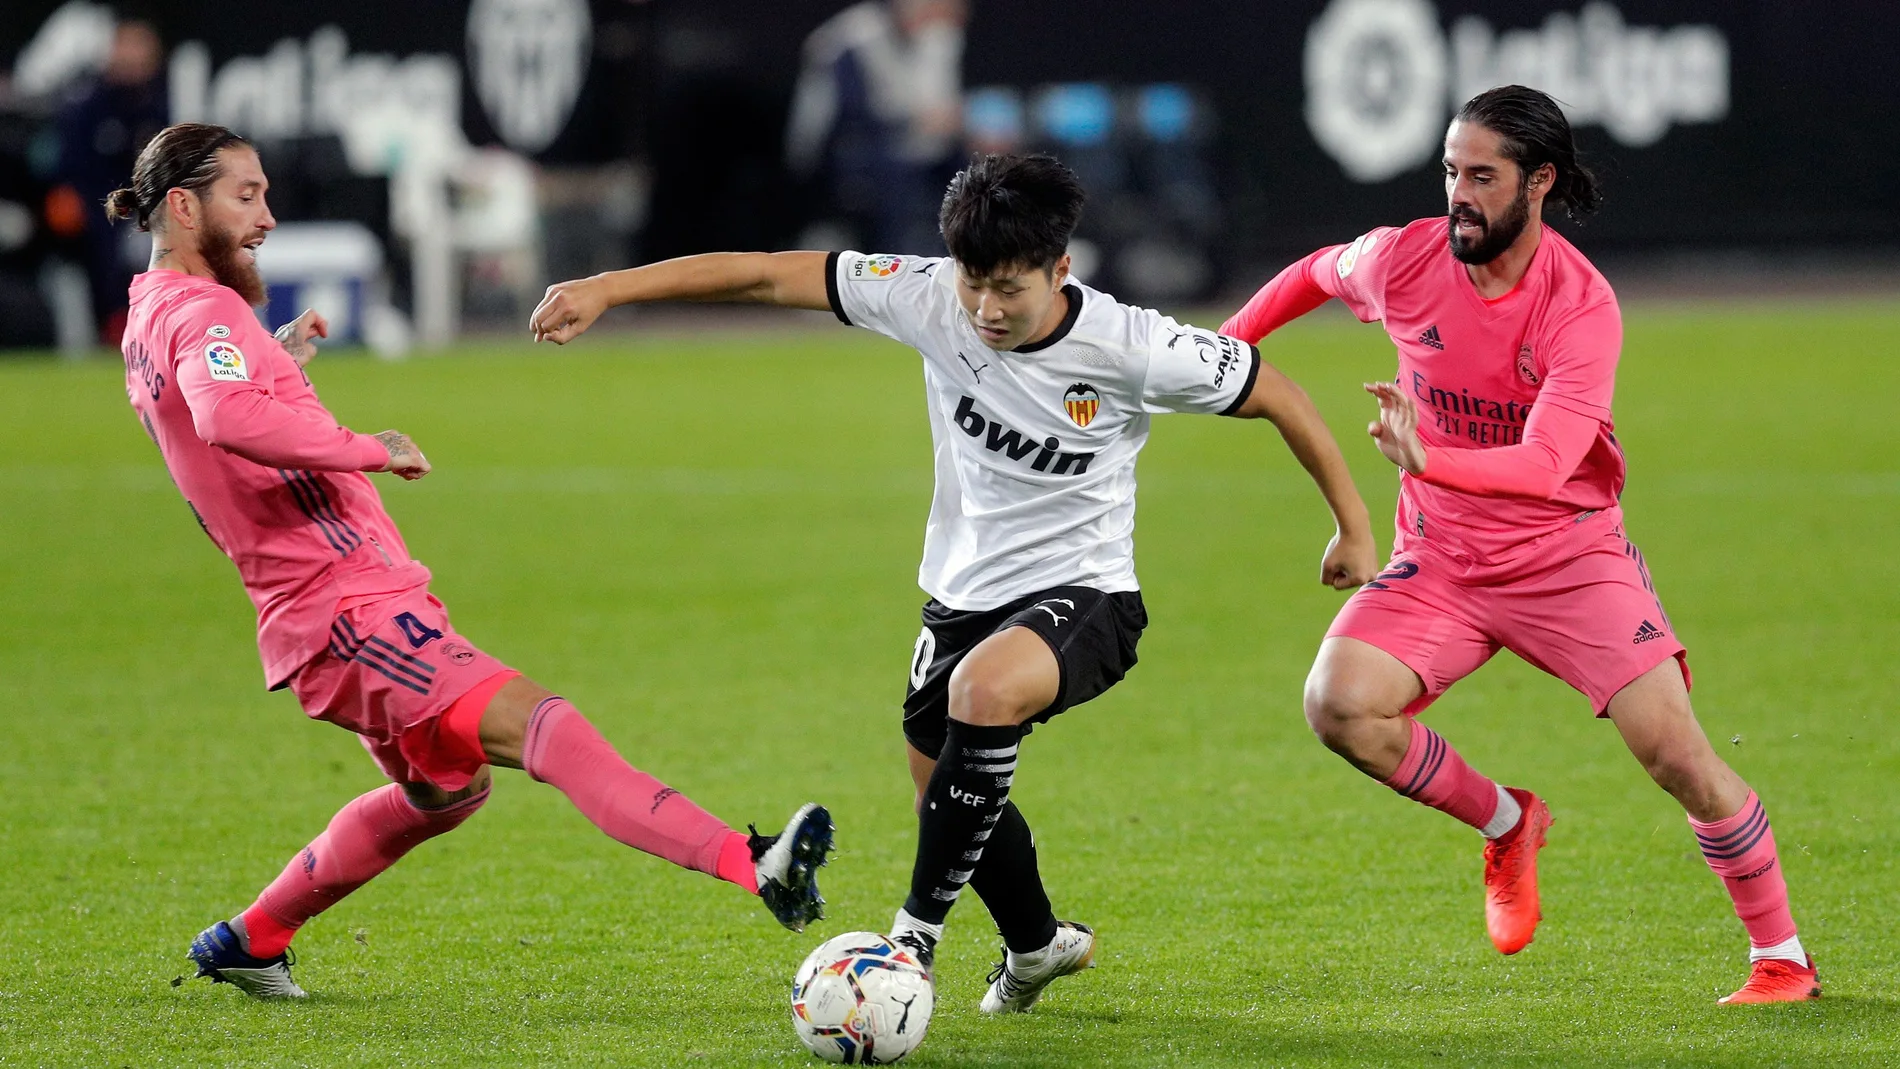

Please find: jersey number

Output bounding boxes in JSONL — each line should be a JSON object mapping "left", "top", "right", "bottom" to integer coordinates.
{"left": 1363, "top": 561, "right": 1419, "bottom": 590}
{"left": 394, "top": 612, "right": 444, "bottom": 650}
{"left": 909, "top": 628, "right": 937, "bottom": 690}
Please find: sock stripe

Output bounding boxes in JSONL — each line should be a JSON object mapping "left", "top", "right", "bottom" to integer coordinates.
{"left": 1695, "top": 803, "right": 1769, "bottom": 858}
{"left": 1694, "top": 799, "right": 1766, "bottom": 846}
{"left": 1401, "top": 728, "right": 1447, "bottom": 798}
{"left": 969, "top": 761, "right": 1017, "bottom": 773}
{"left": 963, "top": 746, "right": 1018, "bottom": 759}
{"left": 1699, "top": 822, "right": 1771, "bottom": 861}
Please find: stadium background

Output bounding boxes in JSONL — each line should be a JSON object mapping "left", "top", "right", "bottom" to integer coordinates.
{"left": 1, "top": 2, "right": 1896, "bottom": 1066}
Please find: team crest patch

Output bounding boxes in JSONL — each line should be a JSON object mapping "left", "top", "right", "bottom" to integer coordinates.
{"left": 204, "top": 341, "right": 248, "bottom": 382}
{"left": 206, "top": 324, "right": 231, "bottom": 339}
{"left": 850, "top": 254, "right": 904, "bottom": 281}
{"left": 1063, "top": 383, "right": 1100, "bottom": 428}
{"left": 1516, "top": 344, "right": 1541, "bottom": 386}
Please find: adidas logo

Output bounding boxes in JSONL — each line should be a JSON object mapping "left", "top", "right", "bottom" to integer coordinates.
{"left": 1633, "top": 619, "right": 1666, "bottom": 644}
{"left": 1419, "top": 325, "right": 1444, "bottom": 350}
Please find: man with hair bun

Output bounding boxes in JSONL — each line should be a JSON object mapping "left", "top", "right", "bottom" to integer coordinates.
{"left": 533, "top": 151, "right": 1379, "bottom": 1013}
{"left": 113, "top": 122, "right": 834, "bottom": 999}
{"left": 1223, "top": 85, "right": 1817, "bottom": 1004}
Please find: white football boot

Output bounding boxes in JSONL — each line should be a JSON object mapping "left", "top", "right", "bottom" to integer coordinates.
{"left": 979, "top": 920, "right": 1095, "bottom": 1013}
{"left": 187, "top": 921, "right": 307, "bottom": 999}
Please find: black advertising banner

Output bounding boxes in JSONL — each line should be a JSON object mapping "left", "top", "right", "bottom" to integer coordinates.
{"left": 6, "top": 0, "right": 1897, "bottom": 267}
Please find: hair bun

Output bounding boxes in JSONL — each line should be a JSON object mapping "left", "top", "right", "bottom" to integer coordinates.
{"left": 104, "top": 187, "right": 141, "bottom": 224}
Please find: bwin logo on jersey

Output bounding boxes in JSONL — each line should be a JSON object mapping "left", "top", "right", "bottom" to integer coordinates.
{"left": 953, "top": 396, "right": 1096, "bottom": 475}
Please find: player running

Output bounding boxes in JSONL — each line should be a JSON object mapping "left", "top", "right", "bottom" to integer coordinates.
{"left": 529, "top": 153, "right": 1379, "bottom": 1013}
{"left": 109, "top": 123, "right": 833, "bottom": 1000}
{"left": 1222, "top": 86, "right": 1816, "bottom": 1004}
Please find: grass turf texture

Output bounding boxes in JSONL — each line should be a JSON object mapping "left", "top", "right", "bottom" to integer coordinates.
{"left": 1, "top": 303, "right": 1896, "bottom": 1067}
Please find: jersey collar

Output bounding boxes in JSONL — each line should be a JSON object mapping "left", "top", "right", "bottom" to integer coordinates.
{"left": 1011, "top": 284, "right": 1084, "bottom": 353}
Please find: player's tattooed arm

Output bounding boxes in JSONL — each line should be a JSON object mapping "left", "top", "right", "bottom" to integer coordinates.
{"left": 273, "top": 308, "right": 329, "bottom": 368}
{"left": 1233, "top": 364, "right": 1378, "bottom": 589}
{"left": 531, "top": 252, "right": 832, "bottom": 344}
{"left": 374, "top": 430, "right": 431, "bottom": 480}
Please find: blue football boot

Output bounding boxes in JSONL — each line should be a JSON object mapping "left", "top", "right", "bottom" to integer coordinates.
{"left": 187, "top": 920, "right": 307, "bottom": 999}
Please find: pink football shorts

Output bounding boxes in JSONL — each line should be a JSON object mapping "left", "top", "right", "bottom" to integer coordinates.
{"left": 289, "top": 586, "right": 516, "bottom": 791}
{"left": 1327, "top": 510, "right": 1690, "bottom": 716}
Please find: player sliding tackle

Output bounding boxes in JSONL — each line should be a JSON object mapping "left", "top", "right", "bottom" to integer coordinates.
{"left": 1224, "top": 86, "right": 1817, "bottom": 1004}
{"left": 533, "top": 153, "right": 1378, "bottom": 1014}
{"left": 109, "top": 123, "right": 833, "bottom": 1000}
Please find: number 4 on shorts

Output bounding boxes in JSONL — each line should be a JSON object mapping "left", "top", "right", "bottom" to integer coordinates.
{"left": 394, "top": 611, "right": 444, "bottom": 650}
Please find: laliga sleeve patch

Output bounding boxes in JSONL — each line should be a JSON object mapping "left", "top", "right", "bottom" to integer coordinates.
{"left": 204, "top": 340, "right": 248, "bottom": 382}
{"left": 1336, "top": 231, "right": 1378, "bottom": 280}
{"left": 848, "top": 253, "right": 904, "bottom": 282}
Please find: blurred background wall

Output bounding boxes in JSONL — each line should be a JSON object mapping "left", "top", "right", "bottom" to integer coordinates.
{"left": 2, "top": 0, "right": 1896, "bottom": 353}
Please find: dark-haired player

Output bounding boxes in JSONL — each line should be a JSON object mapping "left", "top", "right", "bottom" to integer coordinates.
{"left": 1223, "top": 86, "right": 1816, "bottom": 1003}
{"left": 531, "top": 153, "right": 1379, "bottom": 1011}
{"left": 111, "top": 123, "right": 833, "bottom": 999}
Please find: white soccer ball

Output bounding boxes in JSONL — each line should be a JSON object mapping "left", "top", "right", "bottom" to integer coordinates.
{"left": 790, "top": 931, "right": 934, "bottom": 1065}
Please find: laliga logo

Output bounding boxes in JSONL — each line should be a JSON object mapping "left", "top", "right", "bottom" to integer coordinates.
{"left": 1305, "top": 0, "right": 1730, "bottom": 183}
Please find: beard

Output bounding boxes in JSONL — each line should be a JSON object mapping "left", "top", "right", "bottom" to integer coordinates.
{"left": 1448, "top": 187, "right": 1531, "bottom": 265}
{"left": 202, "top": 219, "right": 266, "bottom": 306}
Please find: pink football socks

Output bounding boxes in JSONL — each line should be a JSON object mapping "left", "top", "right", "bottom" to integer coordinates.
{"left": 1381, "top": 717, "right": 1513, "bottom": 835}
{"left": 1690, "top": 791, "right": 1802, "bottom": 960}
{"left": 522, "top": 696, "right": 755, "bottom": 893}
{"left": 241, "top": 782, "right": 488, "bottom": 958}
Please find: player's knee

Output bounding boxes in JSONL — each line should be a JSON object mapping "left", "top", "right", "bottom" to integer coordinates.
{"left": 947, "top": 662, "right": 1038, "bottom": 726}
{"left": 1303, "top": 673, "right": 1370, "bottom": 751}
{"left": 401, "top": 766, "right": 493, "bottom": 814}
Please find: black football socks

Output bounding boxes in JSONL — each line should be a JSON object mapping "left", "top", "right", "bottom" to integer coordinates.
{"left": 903, "top": 719, "right": 1021, "bottom": 927}
{"left": 970, "top": 799, "right": 1060, "bottom": 953}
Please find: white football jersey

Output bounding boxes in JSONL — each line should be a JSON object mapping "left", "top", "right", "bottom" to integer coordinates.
{"left": 826, "top": 250, "right": 1259, "bottom": 610}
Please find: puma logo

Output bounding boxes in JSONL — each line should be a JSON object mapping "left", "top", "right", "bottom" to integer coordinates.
{"left": 894, "top": 993, "right": 919, "bottom": 1033}
{"left": 1030, "top": 598, "right": 1076, "bottom": 625}
{"left": 650, "top": 787, "right": 678, "bottom": 814}
{"left": 957, "top": 351, "right": 988, "bottom": 383}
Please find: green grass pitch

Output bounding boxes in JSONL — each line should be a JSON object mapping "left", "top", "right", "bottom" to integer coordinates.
{"left": 2, "top": 302, "right": 1897, "bottom": 1067}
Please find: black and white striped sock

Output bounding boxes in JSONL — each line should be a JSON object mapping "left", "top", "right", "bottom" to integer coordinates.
{"left": 902, "top": 720, "right": 1021, "bottom": 927}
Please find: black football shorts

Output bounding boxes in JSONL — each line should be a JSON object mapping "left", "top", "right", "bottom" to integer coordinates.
{"left": 901, "top": 584, "right": 1147, "bottom": 760}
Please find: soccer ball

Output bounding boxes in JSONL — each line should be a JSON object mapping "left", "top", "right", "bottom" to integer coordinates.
{"left": 790, "top": 931, "right": 934, "bottom": 1064}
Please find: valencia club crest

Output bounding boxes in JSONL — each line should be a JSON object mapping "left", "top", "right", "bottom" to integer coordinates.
{"left": 1063, "top": 383, "right": 1100, "bottom": 428}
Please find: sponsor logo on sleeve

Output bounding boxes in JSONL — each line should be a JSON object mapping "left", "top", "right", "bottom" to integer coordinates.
{"left": 1063, "top": 383, "right": 1101, "bottom": 427}
{"left": 204, "top": 341, "right": 248, "bottom": 382}
{"left": 206, "top": 324, "right": 231, "bottom": 339}
{"left": 849, "top": 254, "right": 904, "bottom": 281}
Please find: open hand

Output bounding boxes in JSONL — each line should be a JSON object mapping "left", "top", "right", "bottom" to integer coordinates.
{"left": 274, "top": 308, "right": 329, "bottom": 367}
{"left": 374, "top": 430, "right": 431, "bottom": 480}
{"left": 530, "top": 278, "right": 607, "bottom": 344}
{"left": 1365, "top": 381, "right": 1428, "bottom": 475}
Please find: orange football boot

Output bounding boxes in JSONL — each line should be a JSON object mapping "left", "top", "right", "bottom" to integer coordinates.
{"left": 1482, "top": 787, "right": 1551, "bottom": 954}
{"left": 1720, "top": 956, "right": 1821, "bottom": 1004}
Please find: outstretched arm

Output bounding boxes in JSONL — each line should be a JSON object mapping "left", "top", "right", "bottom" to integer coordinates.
{"left": 1365, "top": 381, "right": 1598, "bottom": 499}
{"left": 1230, "top": 362, "right": 1379, "bottom": 589}
{"left": 530, "top": 251, "right": 833, "bottom": 344}
{"left": 1220, "top": 248, "right": 1334, "bottom": 343}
